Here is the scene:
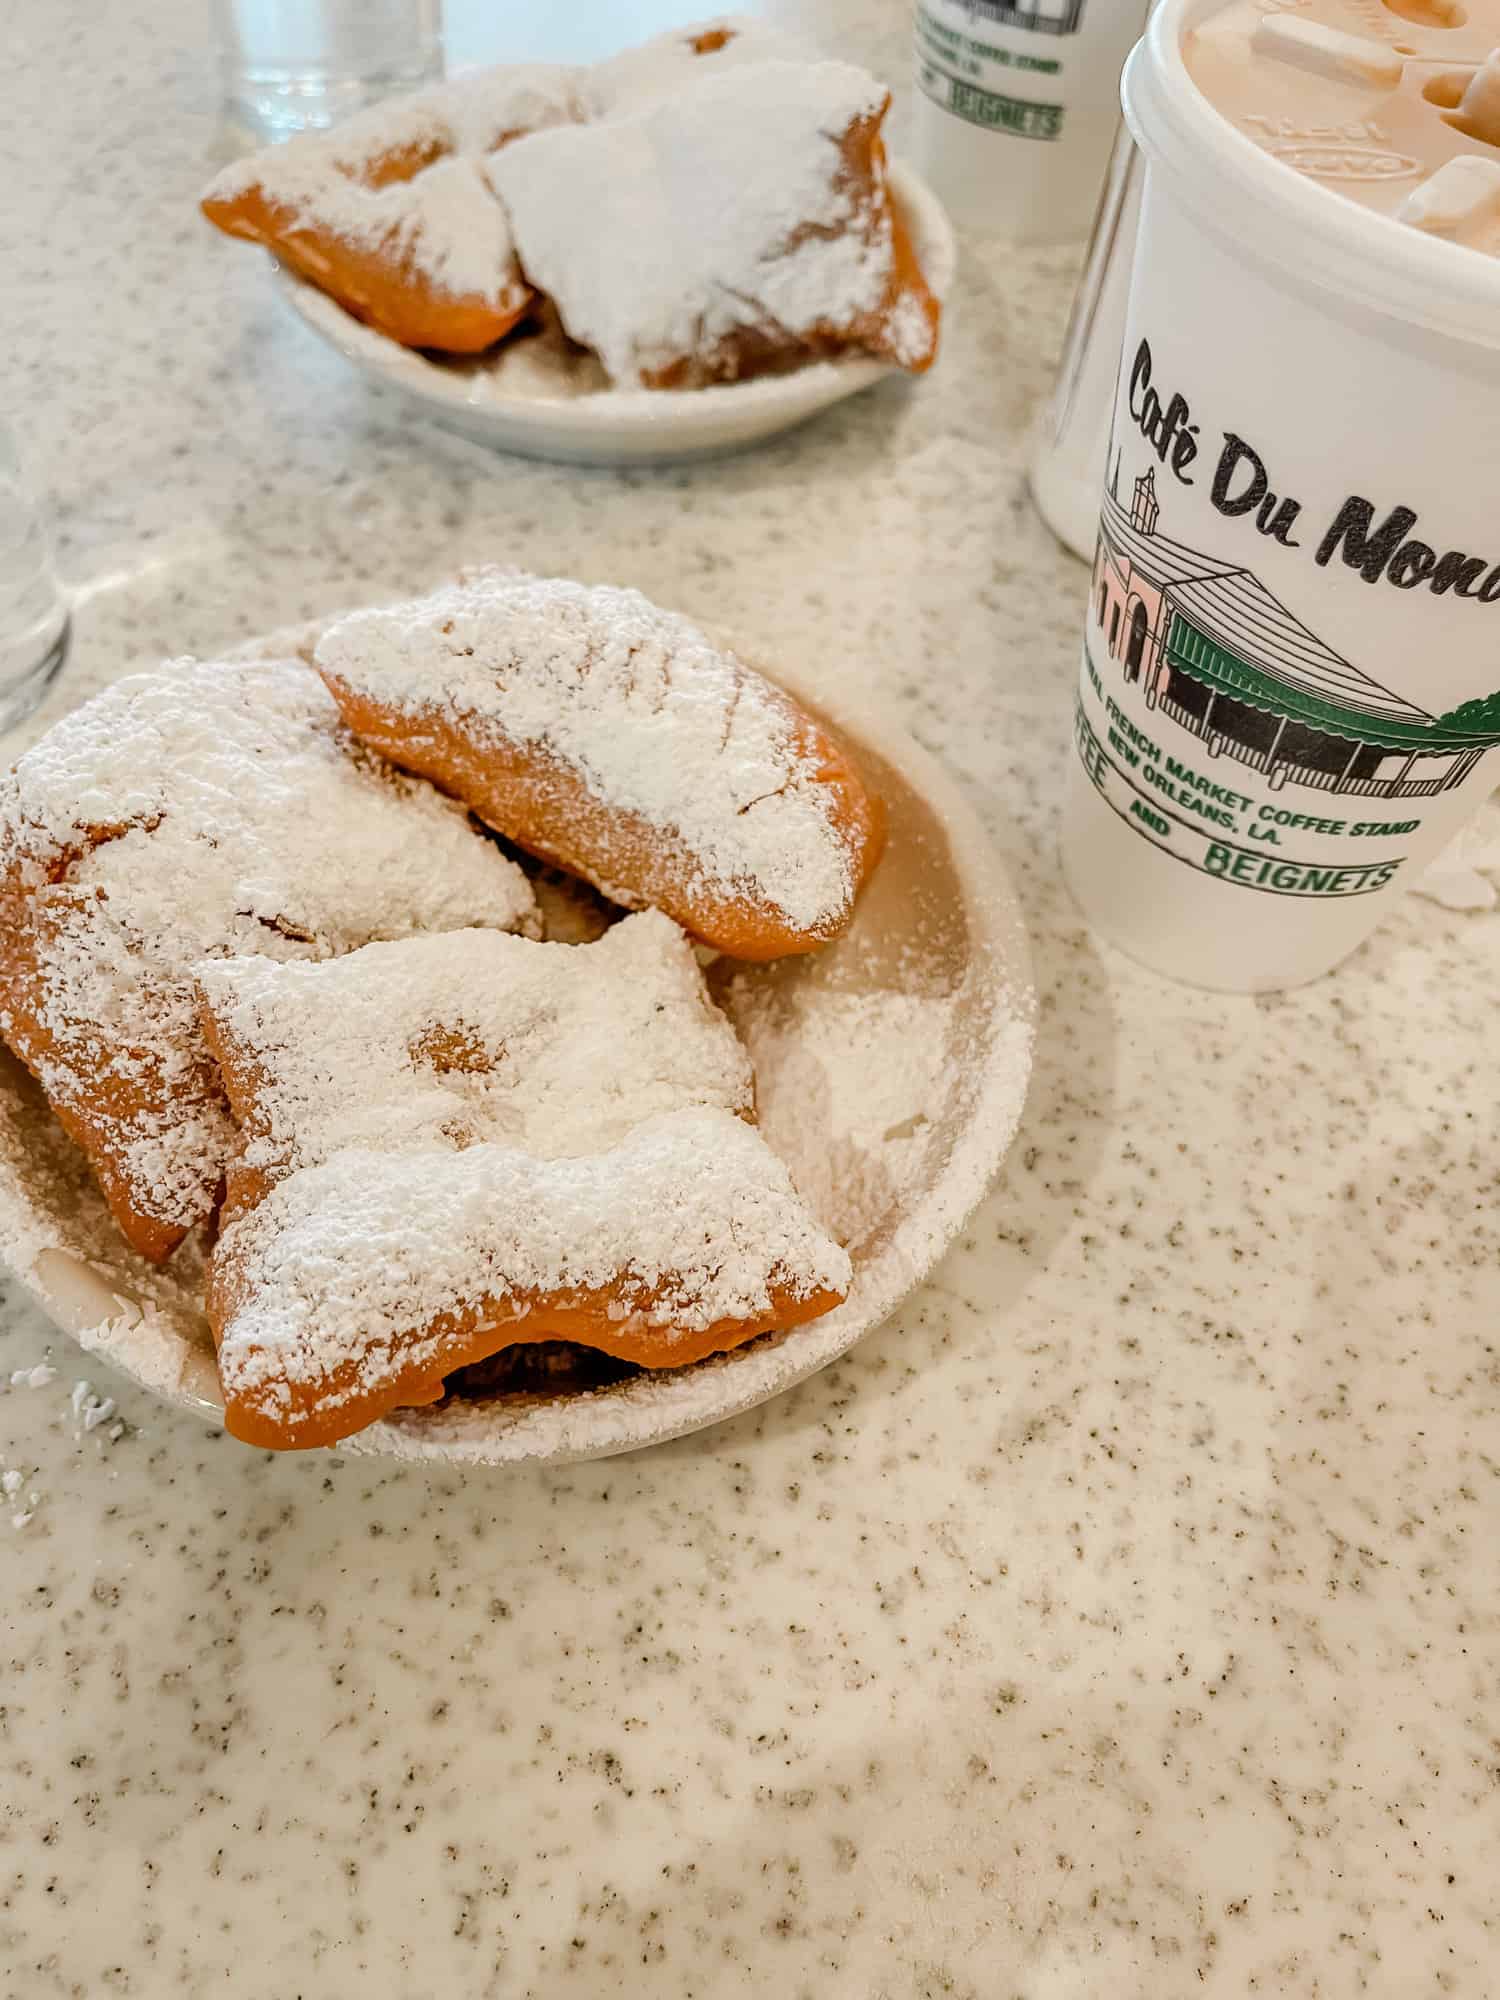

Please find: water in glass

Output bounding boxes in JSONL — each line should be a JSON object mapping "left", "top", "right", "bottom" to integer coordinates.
{"left": 217, "top": 0, "right": 444, "bottom": 142}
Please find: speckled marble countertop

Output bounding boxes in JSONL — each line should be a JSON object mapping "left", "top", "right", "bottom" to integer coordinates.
{"left": 3, "top": 3, "right": 1499, "bottom": 1995}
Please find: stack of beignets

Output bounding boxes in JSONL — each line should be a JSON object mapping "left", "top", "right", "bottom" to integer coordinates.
{"left": 0, "top": 582, "right": 886, "bottom": 1449}
{"left": 200, "top": 18, "right": 940, "bottom": 386}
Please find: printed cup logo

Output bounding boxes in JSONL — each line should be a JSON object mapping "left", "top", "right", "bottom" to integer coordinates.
{"left": 914, "top": 0, "right": 1080, "bottom": 140}
{"left": 1075, "top": 416, "right": 1500, "bottom": 900}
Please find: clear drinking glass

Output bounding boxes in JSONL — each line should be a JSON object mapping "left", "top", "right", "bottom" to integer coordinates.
{"left": 0, "top": 422, "right": 69, "bottom": 737}
{"left": 1028, "top": 121, "right": 1145, "bottom": 561}
{"left": 216, "top": 0, "right": 445, "bottom": 143}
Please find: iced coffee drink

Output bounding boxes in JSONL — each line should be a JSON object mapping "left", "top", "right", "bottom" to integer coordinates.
{"left": 1187, "top": 1, "right": 1500, "bottom": 256}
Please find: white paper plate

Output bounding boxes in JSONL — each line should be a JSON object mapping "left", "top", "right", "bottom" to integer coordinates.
{"left": 0, "top": 632, "right": 1033, "bottom": 1466}
{"left": 275, "top": 164, "right": 957, "bottom": 466}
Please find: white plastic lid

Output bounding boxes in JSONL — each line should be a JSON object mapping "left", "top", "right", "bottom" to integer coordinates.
{"left": 1124, "top": 0, "right": 1500, "bottom": 351}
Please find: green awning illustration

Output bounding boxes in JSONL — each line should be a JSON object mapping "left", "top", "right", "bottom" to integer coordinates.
{"left": 1097, "top": 479, "right": 1500, "bottom": 768}
{"left": 1164, "top": 579, "right": 1498, "bottom": 755}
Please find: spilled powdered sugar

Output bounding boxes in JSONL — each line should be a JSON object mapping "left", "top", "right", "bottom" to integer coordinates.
{"left": 484, "top": 62, "right": 898, "bottom": 384}
{"left": 71, "top": 1378, "right": 116, "bottom": 1431}
{"left": 196, "top": 910, "right": 752, "bottom": 1184}
{"left": 315, "top": 572, "right": 856, "bottom": 934}
{"left": 216, "top": 1109, "right": 852, "bottom": 1420}
{"left": 0, "top": 656, "right": 538, "bottom": 1235}
{"left": 2, "top": 1358, "right": 133, "bottom": 1528}
{"left": 720, "top": 980, "right": 957, "bottom": 1246}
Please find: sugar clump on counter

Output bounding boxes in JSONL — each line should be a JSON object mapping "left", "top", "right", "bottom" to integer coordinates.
{"left": 9, "top": 1362, "right": 56, "bottom": 1388}
{"left": 2, "top": 1460, "right": 36, "bottom": 1529}
{"left": 71, "top": 1379, "right": 117, "bottom": 1433}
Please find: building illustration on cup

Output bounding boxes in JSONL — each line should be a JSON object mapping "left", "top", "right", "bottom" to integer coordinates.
{"left": 1091, "top": 463, "right": 1500, "bottom": 802}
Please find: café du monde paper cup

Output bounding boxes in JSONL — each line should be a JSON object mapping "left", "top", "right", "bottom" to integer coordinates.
{"left": 1059, "top": 0, "right": 1500, "bottom": 991}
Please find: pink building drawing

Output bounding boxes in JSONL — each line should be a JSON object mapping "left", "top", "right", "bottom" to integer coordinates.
{"left": 1091, "top": 467, "right": 1170, "bottom": 696}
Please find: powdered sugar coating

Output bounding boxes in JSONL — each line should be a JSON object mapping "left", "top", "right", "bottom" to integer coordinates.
{"left": 211, "top": 151, "right": 515, "bottom": 310}
{"left": 203, "top": 64, "right": 578, "bottom": 304}
{"left": 427, "top": 64, "right": 581, "bottom": 153}
{"left": 581, "top": 16, "right": 804, "bottom": 119}
{"left": 195, "top": 910, "right": 753, "bottom": 1190}
{"left": 213, "top": 1108, "right": 853, "bottom": 1426}
{"left": 880, "top": 287, "right": 942, "bottom": 371}
{"left": 0, "top": 656, "right": 538, "bottom": 1240}
{"left": 484, "top": 62, "right": 905, "bottom": 385}
{"left": 314, "top": 572, "right": 858, "bottom": 936}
